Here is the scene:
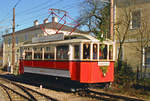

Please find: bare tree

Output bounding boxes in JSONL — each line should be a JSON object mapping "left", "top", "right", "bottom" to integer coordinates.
{"left": 115, "top": 4, "right": 133, "bottom": 72}
{"left": 132, "top": 16, "right": 150, "bottom": 79}
{"left": 78, "top": 0, "right": 110, "bottom": 41}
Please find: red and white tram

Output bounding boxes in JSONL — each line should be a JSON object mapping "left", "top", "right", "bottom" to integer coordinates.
{"left": 19, "top": 33, "right": 115, "bottom": 83}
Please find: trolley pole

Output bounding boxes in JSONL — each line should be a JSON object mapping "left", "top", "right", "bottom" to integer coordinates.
{"left": 11, "top": 7, "right": 15, "bottom": 74}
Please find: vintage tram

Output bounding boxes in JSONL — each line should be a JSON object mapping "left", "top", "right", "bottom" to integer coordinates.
{"left": 19, "top": 33, "right": 115, "bottom": 83}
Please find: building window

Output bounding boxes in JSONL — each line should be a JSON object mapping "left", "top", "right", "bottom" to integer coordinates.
{"left": 8, "top": 55, "right": 10, "bottom": 67}
{"left": 117, "top": 47, "right": 123, "bottom": 60}
{"left": 16, "top": 37, "right": 18, "bottom": 46}
{"left": 8, "top": 38, "right": 11, "bottom": 47}
{"left": 146, "top": 57, "right": 150, "bottom": 67}
{"left": 131, "top": 10, "right": 141, "bottom": 29}
{"left": 145, "top": 48, "right": 150, "bottom": 67}
{"left": 25, "top": 34, "right": 28, "bottom": 41}
{"left": 35, "top": 33, "right": 38, "bottom": 37}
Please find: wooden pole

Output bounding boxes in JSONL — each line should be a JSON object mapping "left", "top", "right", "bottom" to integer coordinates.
{"left": 110, "top": 0, "right": 114, "bottom": 40}
{"left": 11, "top": 7, "right": 15, "bottom": 74}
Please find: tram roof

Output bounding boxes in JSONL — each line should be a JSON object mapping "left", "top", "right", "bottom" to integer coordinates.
{"left": 22, "top": 34, "right": 114, "bottom": 47}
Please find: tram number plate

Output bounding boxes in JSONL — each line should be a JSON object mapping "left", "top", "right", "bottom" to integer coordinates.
{"left": 98, "top": 62, "right": 110, "bottom": 66}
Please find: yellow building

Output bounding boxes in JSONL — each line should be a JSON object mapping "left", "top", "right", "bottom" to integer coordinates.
{"left": 2, "top": 17, "right": 86, "bottom": 68}
{"left": 115, "top": 0, "right": 150, "bottom": 77}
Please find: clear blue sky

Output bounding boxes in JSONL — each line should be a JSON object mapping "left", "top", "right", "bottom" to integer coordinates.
{"left": 0, "top": 0, "right": 83, "bottom": 36}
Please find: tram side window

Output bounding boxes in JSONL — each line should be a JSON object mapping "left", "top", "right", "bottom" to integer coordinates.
{"left": 33, "top": 47, "right": 37, "bottom": 51}
{"left": 44, "top": 53, "right": 54, "bottom": 59}
{"left": 99, "top": 44, "right": 107, "bottom": 59}
{"left": 46, "top": 47, "right": 50, "bottom": 51}
{"left": 83, "top": 44, "right": 90, "bottom": 59}
{"left": 34, "top": 47, "right": 43, "bottom": 60}
{"left": 34, "top": 53, "right": 42, "bottom": 59}
{"left": 109, "top": 45, "right": 113, "bottom": 59}
{"left": 93, "top": 44, "right": 98, "bottom": 59}
{"left": 44, "top": 46, "right": 54, "bottom": 60}
{"left": 74, "top": 45, "right": 80, "bottom": 59}
{"left": 25, "top": 52, "right": 32, "bottom": 60}
{"left": 56, "top": 45, "right": 69, "bottom": 60}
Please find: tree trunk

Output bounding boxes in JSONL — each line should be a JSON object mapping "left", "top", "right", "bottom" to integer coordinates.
{"left": 140, "top": 50, "right": 143, "bottom": 79}
{"left": 117, "top": 43, "right": 123, "bottom": 72}
{"left": 136, "top": 65, "right": 139, "bottom": 83}
{"left": 143, "top": 65, "right": 147, "bottom": 79}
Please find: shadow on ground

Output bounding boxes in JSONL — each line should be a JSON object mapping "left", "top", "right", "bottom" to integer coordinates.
{"left": 0, "top": 73, "right": 145, "bottom": 101}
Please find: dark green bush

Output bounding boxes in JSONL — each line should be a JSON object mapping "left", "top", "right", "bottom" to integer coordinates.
{"left": 115, "top": 61, "right": 136, "bottom": 88}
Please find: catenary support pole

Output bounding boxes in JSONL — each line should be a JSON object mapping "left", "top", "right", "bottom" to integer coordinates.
{"left": 11, "top": 7, "right": 15, "bottom": 74}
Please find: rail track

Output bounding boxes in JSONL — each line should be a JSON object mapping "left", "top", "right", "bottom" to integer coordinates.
{"left": 0, "top": 73, "right": 145, "bottom": 101}
{"left": 76, "top": 89, "right": 145, "bottom": 101}
{"left": 0, "top": 77, "right": 58, "bottom": 101}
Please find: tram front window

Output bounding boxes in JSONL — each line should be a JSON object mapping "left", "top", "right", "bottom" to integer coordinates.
{"left": 109, "top": 45, "right": 113, "bottom": 59}
{"left": 83, "top": 44, "right": 90, "bottom": 59}
{"left": 74, "top": 45, "right": 80, "bottom": 59}
{"left": 56, "top": 45, "right": 69, "bottom": 60}
{"left": 99, "top": 44, "right": 107, "bottom": 59}
{"left": 93, "top": 44, "right": 98, "bottom": 59}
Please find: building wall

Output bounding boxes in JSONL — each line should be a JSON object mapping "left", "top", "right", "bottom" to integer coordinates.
{"left": 115, "top": 0, "right": 150, "bottom": 76}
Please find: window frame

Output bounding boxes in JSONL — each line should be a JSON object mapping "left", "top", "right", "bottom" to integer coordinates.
{"left": 130, "top": 10, "right": 141, "bottom": 29}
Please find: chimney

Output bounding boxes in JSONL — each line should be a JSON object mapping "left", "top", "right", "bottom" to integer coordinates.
{"left": 52, "top": 17, "right": 58, "bottom": 23}
{"left": 34, "top": 20, "right": 39, "bottom": 26}
{"left": 43, "top": 18, "right": 48, "bottom": 24}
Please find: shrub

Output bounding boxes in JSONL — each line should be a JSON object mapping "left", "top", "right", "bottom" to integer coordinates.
{"left": 115, "top": 61, "right": 136, "bottom": 88}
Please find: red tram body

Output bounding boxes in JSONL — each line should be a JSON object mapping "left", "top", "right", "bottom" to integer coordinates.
{"left": 19, "top": 34, "right": 115, "bottom": 83}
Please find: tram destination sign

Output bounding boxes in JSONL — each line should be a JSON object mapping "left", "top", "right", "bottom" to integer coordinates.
{"left": 32, "top": 33, "right": 64, "bottom": 43}
{"left": 98, "top": 61, "right": 110, "bottom": 66}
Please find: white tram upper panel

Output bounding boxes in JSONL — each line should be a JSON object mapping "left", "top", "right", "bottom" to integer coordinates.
{"left": 23, "top": 33, "right": 114, "bottom": 46}
{"left": 21, "top": 33, "right": 115, "bottom": 61}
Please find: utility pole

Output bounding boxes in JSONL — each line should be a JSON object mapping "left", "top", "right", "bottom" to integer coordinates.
{"left": 110, "top": 0, "right": 114, "bottom": 40}
{"left": 11, "top": 7, "right": 15, "bottom": 74}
